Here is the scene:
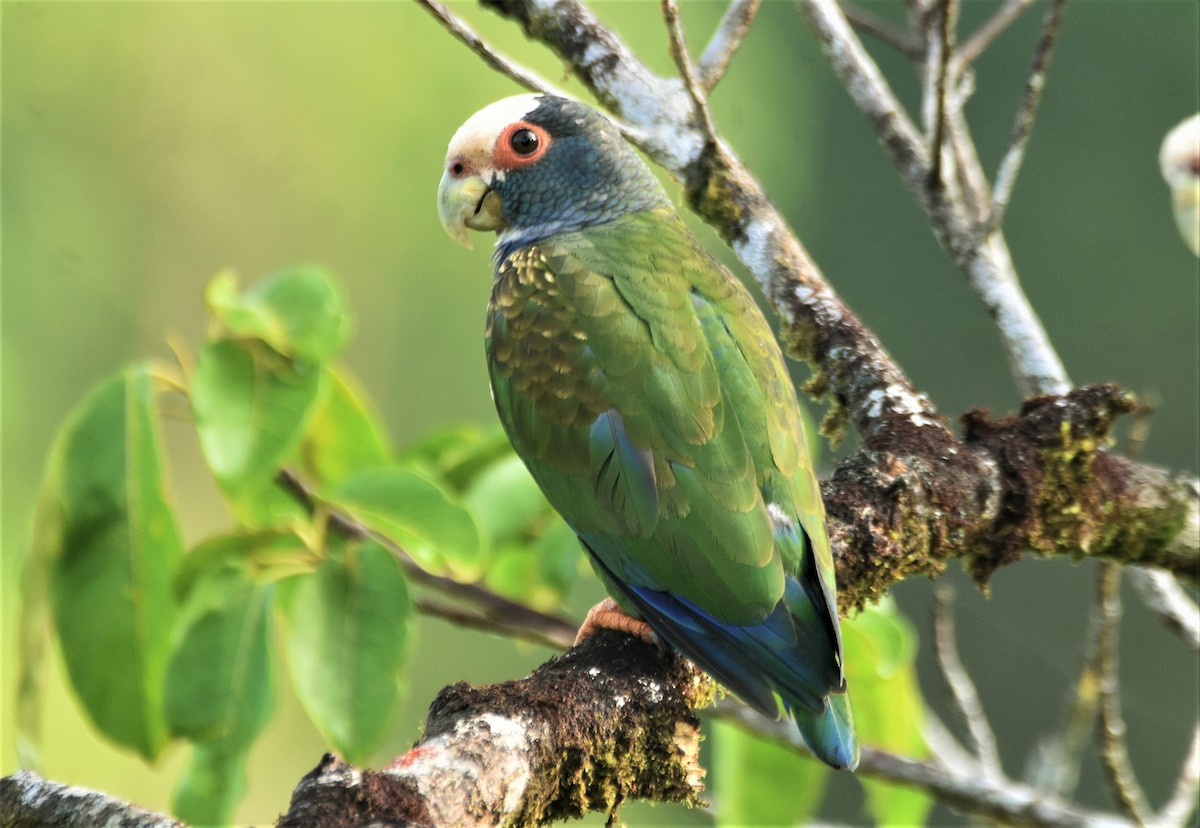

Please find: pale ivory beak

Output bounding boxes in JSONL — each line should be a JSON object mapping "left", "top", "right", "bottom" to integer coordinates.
{"left": 437, "top": 171, "right": 507, "bottom": 250}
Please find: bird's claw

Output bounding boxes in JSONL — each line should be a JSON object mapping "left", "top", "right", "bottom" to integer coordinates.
{"left": 574, "top": 597, "right": 657, "bottom": 647}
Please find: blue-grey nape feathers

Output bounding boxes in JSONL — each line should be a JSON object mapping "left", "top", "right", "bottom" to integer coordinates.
{"left": 493, "top": 96, "right": 670, "bottom": 256}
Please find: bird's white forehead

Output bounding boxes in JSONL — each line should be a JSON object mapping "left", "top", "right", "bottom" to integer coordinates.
{"left": 1160, "top": 113, "right": 1200, "bottom": 180}
{"left": 445, "top": 94, "right": 544, "bottom": 160}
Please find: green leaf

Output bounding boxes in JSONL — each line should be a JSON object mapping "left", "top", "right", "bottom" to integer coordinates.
{"left": 191, "top": 339, "right": 326, "bottom": 500}
{"left": 205, "top": 267, "right": 350, "bottom": 362}
{"left": 711, "top": 719, "right": 829, "bottom": 826}
{"left": 164, "top": 550, "right": 276, "bottom": 750}
{"left": 533, "top": 517, "right": 580, "bottom": 597}
{"left": 281, "top": 539, "right": 412, "bottom": 763}
{"left": 35, "top": 364, "right": 182, "bottom": 760}
{"left": 462, "top": 453, "right": 550, "bottom": 549}
{"left": 481, "top": 545, "right": 562, "bottom": 610}
{"left": 300, "top": 366, "right": 392, "bottom": 486}
{"left": 173, "top": 529, "right": 310, "bottom": 601}
{"left": 399, "top": 424, "right": 513, "bottom": 491}
{"left": 172, "top": 742, "right": 247, "bottom": 828}
{"left": 843, "top": 601, "right": 933, "bottom": 826}
{"left": 324, "top": 466, "right": 481, "bottom": 577}
{"left": 166, "top": 533, "right": 290, "bottom": 825}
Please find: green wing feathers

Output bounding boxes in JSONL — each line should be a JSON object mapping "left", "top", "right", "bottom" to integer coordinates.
{"left": 488, "top": 207, "right": 837, "bottom": 622}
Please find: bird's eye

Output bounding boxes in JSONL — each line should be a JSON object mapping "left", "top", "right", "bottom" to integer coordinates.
{"left": 509, "top": 128, "right": 540, "bottom": 156}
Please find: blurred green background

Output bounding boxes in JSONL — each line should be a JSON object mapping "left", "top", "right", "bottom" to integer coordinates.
{"left": 3, "top": 1, "right": 1197, "bottom": 824}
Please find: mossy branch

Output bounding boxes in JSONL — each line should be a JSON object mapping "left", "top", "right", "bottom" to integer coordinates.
{"left": 276, "top": 631, "right": 708, "bottom": 828}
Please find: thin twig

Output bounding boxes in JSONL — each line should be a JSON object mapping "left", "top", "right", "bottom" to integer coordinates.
{"left": 926, "top": 0, "right": 958, "bottom": 189}
{"left": 1095, "top": 563, "right": 1154, "bottom": 825}
{"left": 933, "top": 586, "right": 1003, "bottom": 779}
{"left": 841, "top": 1, "right": 923, "bottom": 58}
{"left": 922, "top": 709, "right": 979, "bottom": 770}
{"left": 955, "top": 0, "right": 1038, "bottom": 71}
{"left": 946, "top": 80, "right": 992, "bottom": 222}
{"left": 1024, "top": 668, "right": 1097, "bottom": 797}
{"left": 710, "top": 697, "right": 1134, "bottom": 827}
{"left": 275, "top": 468, "right": 579, "bottom": 649}
{"left": 1124, "top": 394, "right": 1156, "bottom": 461}
{"left": 1128, "top": 567, "right": 1200, "bottom": 653}
{"left": 1025, "top": 559, "right": 1107, "bottom": 797}
{"left": 1119, "top": 398, "right": 1200, "bottom": 652}
{"left": 662, "top": 0, "right": 720, "bottom": 149}
{"left": 416, "top": 0, "right": 566, "bottom": 98}
{"left": 1158, "top": 723, "right": 1200, "bottom": 828}
{"left": 415, "top": 597, "right": 575, "bottom": 651}
{"left": 797, "top": 0, "right": 1072, "bottom": 396}
{"left": 697, "top": 0, "right": 761, "bottom": 91}
{"left": 988, "top": 0, "right": 1069, "bottom": 231}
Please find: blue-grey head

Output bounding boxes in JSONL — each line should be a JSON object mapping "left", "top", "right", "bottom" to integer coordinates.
{"left": 437, "top": 95, "right": 669, "bottom": 256}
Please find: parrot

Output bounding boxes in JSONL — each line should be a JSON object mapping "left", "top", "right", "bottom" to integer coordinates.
{"left": 437, "top": 94, "right": 858, "bottom": 770}
{"left": 1159, "top": 113, "right": 1200, "bottom": 257}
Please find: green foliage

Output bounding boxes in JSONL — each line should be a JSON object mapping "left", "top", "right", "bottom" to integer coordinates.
{"left": 192, "top": 339, "right": 328, "bottom": 500}
{"left": 22, "top": 266, "right": 930, "bottom": 823}
{"left": 205, "top": 267, "right": 350, "bottom": 363}
{"left": 301, "top": 368, "right": 392, "bottom": 486}
{"left": 281, "top": 538, "right": 411, "bottom": 764}
{"left": 843, "top": 601, "right": 933, "bottom": 825}
{"left": 164, "top": 533, "right": 280, "bottom": 825}
{"left": 20, "top": 266, "right": 594, "bottom": 822}
{"left": 32, "top": 364, "right": 182, "bottom": 762}
{"left": 711, "top": 718, "right": 829, "bottom": 826}
{"left": 172, "top": 743, "right": 249, "bottom": 827}
{"left": 324, "top": 467, "right": 479, "bottom": 577}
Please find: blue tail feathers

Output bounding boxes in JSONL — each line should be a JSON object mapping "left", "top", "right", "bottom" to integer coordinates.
{"left": 788, "top": 687, "right": 859, "bottom": 770}
{"left": 582, "top": 541, "right": 860, "bottom": 770}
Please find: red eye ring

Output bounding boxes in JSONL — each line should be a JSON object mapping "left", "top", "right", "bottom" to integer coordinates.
{"left": 493, "top": 121, "right": 551, "bottom": 169}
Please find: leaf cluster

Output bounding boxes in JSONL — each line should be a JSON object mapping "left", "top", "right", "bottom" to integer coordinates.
{"left": 20, "top": 267, "right": 578, "bottom": 825}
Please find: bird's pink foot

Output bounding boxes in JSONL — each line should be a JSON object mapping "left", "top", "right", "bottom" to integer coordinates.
{"left": 574, "top": 597, "right": 655, "bottom": 646}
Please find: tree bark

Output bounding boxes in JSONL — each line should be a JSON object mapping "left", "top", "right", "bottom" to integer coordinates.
{"left": 0, "top": 771, "right": 184, "bottom": 828}
{"left": 277, "top": 630, "right": 707, "bottom": 828}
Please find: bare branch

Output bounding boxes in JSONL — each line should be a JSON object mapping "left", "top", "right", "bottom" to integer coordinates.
{"left": 0, "top": 771, "right": 182, "bottom": 827}
{"left": 796, "top": 0, "right": 928, "bottom": 184}
{"left": 415, "top": 596, "right": 575, "bottom": 651}
{"left": 922, "top": 709, "right": 979, "bottom": 769}
{"left": 795, "top": 0, "right": 1071, "bottom": 396}
{"left": 1128, "top": 567, "right": 1200, "bottom": 652}
{"left": 1159, "top": 724, "right": 1200, "bottom": 828}
{"left": 955, "top": 0, "right": 1038, "bottom": 71}
{"left": 946, "top": 82, "right": 992, "bottom": 221}
{"left": 275, "top": 468, "right": 580, "bottom": 648}
{"left": 925, "top": 0, "right": 958, "bottom": 188}
{"left": 697, "top": 0, "right": 761, "bottom": 91}
{"left": 710, "top": 697, "right": 1134, "bottom": 827}
{"left": 662, "top": 0, "right": 720, "bottom": 149}
{"left": 1026, "top": 561, "right": 1105, "bottom": 797}
{"left": 840, "top": 1, "right": 923, "bottom": 58}
{"left": 416, "top": 0, "right": 565, "bottom": 97}
{"left": 989, "top": 0, "right": 1069, "bottom": 231}
{"left": 1095, "top": 563, "right": 1154, "bottom": 825}
{"left": 933, "top": 586, "right": 1002, "bottom": 778}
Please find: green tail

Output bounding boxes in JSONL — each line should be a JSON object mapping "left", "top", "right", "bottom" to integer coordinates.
{"left": 791, "top": 690, "right": 859, "bottom": 770}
